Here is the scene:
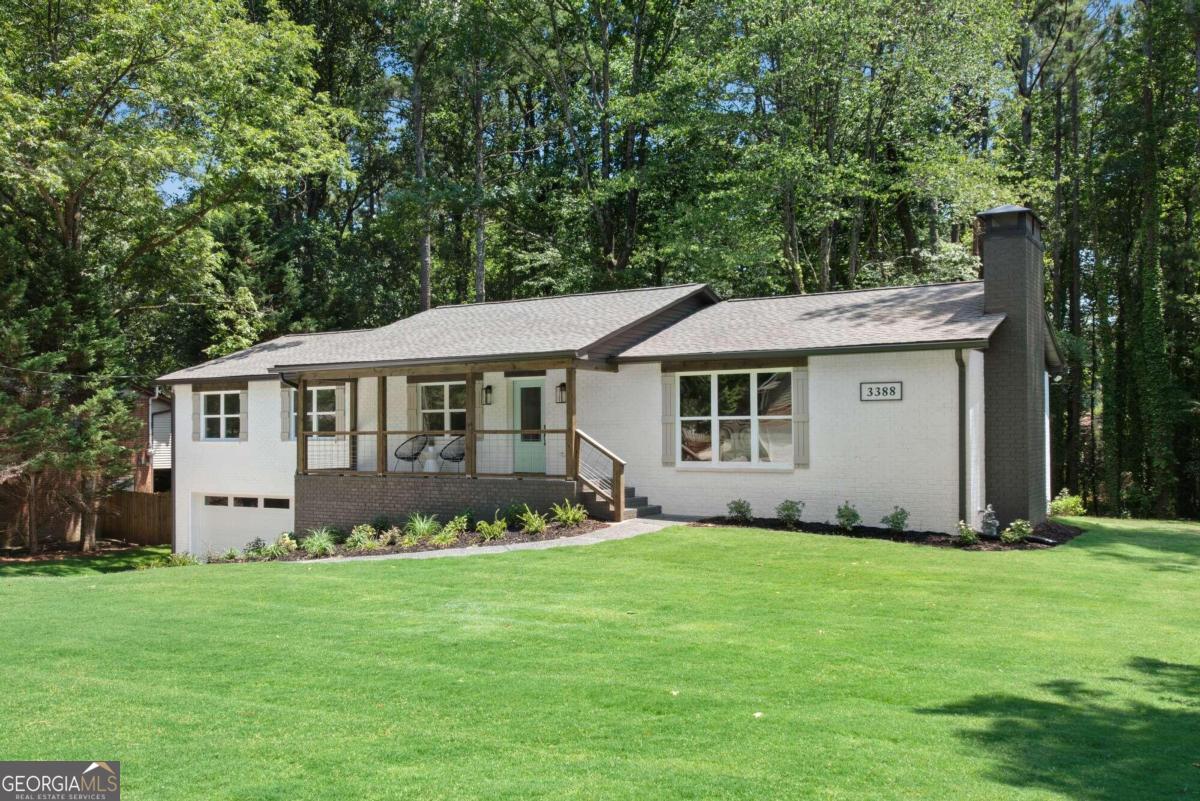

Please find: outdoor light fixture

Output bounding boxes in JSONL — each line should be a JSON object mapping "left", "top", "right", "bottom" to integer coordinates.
{"left": 482, "top": 385, "right": 493, "bottom": 405}
{"left": 555, "top": 382, "right": 567, "bottom": 403}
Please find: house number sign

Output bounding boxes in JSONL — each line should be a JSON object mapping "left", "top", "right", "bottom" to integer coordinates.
{"left": 860, "top": 381, "right": 902, "bottom": 401}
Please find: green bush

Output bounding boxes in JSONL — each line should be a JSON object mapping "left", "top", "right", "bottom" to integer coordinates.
{"left": 835, "top": 501, "right": 861, "bottom": 531}
{"left": 346, "top": 524, "right": 382, "bottom": 552}
{"left": 1048, "top": 488, "right": 1086, "bottom": 517}
{"left": 429, "top": 529, "right": 460, "bottom": 548}
{"left": 1001, "top": 519, "right": 1033, "bottom": 544}
{"left": 371, "top": 514, "right": 391, "bottom": 532}
{"left": 476, "top": 515, "right": 508, "bottom": 542}
{"left": 518, "top": 505, "right": 548, "bottom": 535}
{"left": 405, "top": 513, "right": 441, "bottom": 541}
{"left": 775, "top": 499, "right": 804, "bottom": 529}
{"left": 500, "top": 503, "right": 525, "bottom": 530}
{"left": 727, "top": 498, "right": 753, "bottom": 524}
{"left": 255, "top": 542, "right": 288, "bottom": 559}
{"left": 377, "top": 526, "right": 401, "bottom": 546}
{"left": 442, "top": 514, "right": 470, "bottom": 538}
{"left": 139, "top": 552, "right": 200, "bottom": 569}
{"left": 219, "top": 548, "right": 240, "bottom": 562}
{"left": 276, "top": 533, "right": 298, "bottom": 553}
{"left": 955, "top": 520, "right": 980, "bottom": 545}
{"left": 301, "top": 527, "right": 338, "bottom": 557}
{"left": 244, "top": 537, "right": 266, "bottom": 554}
{"left": 880, "top": 506, "right": 909, "bottom": 532}
{"left": 551, "top": 499, "right": 588, "bottom": 527}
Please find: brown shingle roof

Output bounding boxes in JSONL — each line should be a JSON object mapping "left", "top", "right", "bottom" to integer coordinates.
{"left": 616, "top": 282, "right": 1004, "bottom": 360}
{"left": 157, "top": 284, "right": 711, "bottom": 382}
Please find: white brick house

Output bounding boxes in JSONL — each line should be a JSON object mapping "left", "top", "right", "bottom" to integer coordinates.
{"left": 159, "top": 206, "right": 1061, "bottom": 556}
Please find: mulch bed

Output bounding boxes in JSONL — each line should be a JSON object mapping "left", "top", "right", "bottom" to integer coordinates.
{"left": 691, "top": 517, "right": 1084, "bottom": 550}
{"left": 225, "top": 519, "right": 609, "bottom": 563}
{"left": 0, "top": 538, "right": 143, "bottom": 563}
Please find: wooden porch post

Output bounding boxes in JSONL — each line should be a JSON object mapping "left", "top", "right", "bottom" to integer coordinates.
{"left": 612, "top": 461, "right": 625, "bottom": 522}
{"left": 296, "top": 377, "right": 307, "bottom": 474}
{"left": 465, "top": 371, "right": 477, "bottom": 477}
{"left": 349, "top": 378, "right": 358, "bottom": 470}
{"left": 376, "top": 376, "right": 387, "bottom": 475}
{"left": 565, "top": 366, "right": 577, "bottom": 479}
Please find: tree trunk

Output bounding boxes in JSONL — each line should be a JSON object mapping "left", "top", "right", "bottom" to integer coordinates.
{"left": 472, "top": 59, "right": 486, "bottom": 303}
{"left": 81, "top": 476, "right": 98, "bottom": 552}
{"left": 26, "top": 473, "right": 39, "bottom": 555}
{"left": 412, "top": 46, "right": 432, "bottom": 311}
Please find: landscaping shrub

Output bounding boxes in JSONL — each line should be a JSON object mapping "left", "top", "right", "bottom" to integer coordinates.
{"left": 880, "top": 506, "right": 909, "bottom": 532}
{"left": 405, "top": 513, "right": 441, "bottom": 541}
{"left": 835, "top": 501, "right": 861, "bottom": 531}
{"left": 442, "top": 515, "right": 470, "bottom": 538}
{"left": 429, "top": 529, "right": 460, "bottom": 548}
{"left": 371, "top": 515, "right": 391, "bottom": 532}
{"left": 727, "top": 499, "right": 753, "bottom": 524}
{"left": 379, "top": 526, "right": 403, "bottom": 546}
{"left": 1002, "top": 519, "right": 1033, "bottom": 544}
{"left": 255, "top": 541, "right": 288, "bottom": 559}
{"left": 219, "top": 548, "right": 240, "bottom": 562}
{"left": 1049, "top": 488, "right": 1086, "bottom": 517}
{"left": 518, "top": 505, "right": 548, "bottom": 535}
{"left": 551, "top": 499, "right": 588, "bottom": 527}
{"left": 276, "top": 533, "right": 298, "bottom": 553}
{"left": 476, "top": 515, "right": 508, "bottom": 542}
{"left": 501, "top": 503, "right": 525, "bottom": 530}
{"left": 244, "top": 537, "right": 266, "bottom": 554}
{"left": 775, "top": 499, "right": 804, "bottom": 529}
{"left": 346, "top": 524, "right": 382, "bottom": 552}
{"left": 955, "top": 520, "right": 980, "bottom": 545}
{"left": 138, "top": 552, "right": 199, "bottom": 569}
{"left": 301, "top": 528, "right": 337, "bottom": 557}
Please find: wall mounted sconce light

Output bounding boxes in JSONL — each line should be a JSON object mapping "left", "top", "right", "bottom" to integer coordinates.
{"left": 482, "top": 385, "right": 493, "bottom": 405}
{"left": 555, "top": 382, "right": 567, "bottom": 404}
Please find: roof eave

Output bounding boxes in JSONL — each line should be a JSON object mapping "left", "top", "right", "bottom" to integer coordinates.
{"left": 616, "top": 338, "right": 996, "bottom": 364}
{"left": 268, "top": 349, "right": 587, "bottom": 376}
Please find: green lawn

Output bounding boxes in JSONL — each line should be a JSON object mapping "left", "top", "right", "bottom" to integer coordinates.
{"left": 0, "top": 518, "right": 1196, "bottom": 800}
{"left": 0, "top": 545, "right": 170, "bottom": 578}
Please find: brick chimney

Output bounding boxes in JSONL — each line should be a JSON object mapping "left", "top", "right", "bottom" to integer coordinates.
{"left": 977, "top": 205, "right": 1051, "bottom": 527}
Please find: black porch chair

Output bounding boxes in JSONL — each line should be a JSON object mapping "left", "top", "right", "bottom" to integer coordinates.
{"left": 439, "top": 436, "right": 466, "bottom": 472}
{"left": 393, "top": 434, "right": 430, "bottom": 472}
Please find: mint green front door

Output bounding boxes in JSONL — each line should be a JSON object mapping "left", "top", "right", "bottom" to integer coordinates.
{"left": 511, "top": 378, "right": 545, "bottom": 473}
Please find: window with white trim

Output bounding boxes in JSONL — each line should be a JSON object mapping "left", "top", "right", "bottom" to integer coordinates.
{"left": 201, "top": 391, "right": 241, "bottom": 440}
{"left": 419, "top": 382, "right": 466, "bottom": 432}
{"left": 678, "top": 371, "right": 792, "bottom": 465}
{"left": 290, "top": 387, "right": 337, "bottom": 439}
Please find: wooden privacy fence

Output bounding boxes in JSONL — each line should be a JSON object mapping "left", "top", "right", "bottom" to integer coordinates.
{"left": 99, "top": 491, "right": 172, "bottom": 546}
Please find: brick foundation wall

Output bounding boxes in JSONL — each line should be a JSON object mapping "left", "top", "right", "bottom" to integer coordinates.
{"left": 295, "top": 474, "right": 580, "bottom": 532}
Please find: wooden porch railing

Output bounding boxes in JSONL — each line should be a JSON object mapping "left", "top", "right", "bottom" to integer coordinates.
{"left": 572, "top": 429, "right": 627, "bottom": 523}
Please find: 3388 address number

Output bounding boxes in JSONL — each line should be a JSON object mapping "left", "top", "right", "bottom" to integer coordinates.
{"left": 860, "top": 381, "right": 902, "bottom": 401}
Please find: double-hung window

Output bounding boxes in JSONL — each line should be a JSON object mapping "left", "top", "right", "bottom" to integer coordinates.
{"left": 419, "top": 382, "right": 467, "bottom": 433}
{"left": 201, "top": 391, "right": 241, "bottom": 440}
{"left": 678, "top": 371, "right": 792, "bottom": 465}
{"left": 291, "top": 387, "right": 337, "bottom": 439}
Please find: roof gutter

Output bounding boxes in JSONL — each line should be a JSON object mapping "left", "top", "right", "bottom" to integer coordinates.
{"left": 267, "top": 349, "right": 587, "bottom": 376}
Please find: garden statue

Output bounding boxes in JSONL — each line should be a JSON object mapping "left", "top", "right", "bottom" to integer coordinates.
{"left": 980, "top": 505, "right": 999, "bottom": 539}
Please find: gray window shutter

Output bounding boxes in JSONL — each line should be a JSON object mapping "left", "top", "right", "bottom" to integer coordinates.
{"left": 238, "top": 389, "right": 249, "bottom": 441}
{"left": 191, "top": 392, "right": 201, "bottom": 441}
{"left": 661, "top": 373, "right": 676, "bottom": 465}
{"left": 280, "top": 388, "right": 292, "bottom": 441}
{"left": 792, "top": 368, "right": 809, "bottom": 466}
{"left": 406, "top": 382, "right": 419, "bottom": 431}
{"left": 334, "top": 385, "right": 347, "bottom": 441}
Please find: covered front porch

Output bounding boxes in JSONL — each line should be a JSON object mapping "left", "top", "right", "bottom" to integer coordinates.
{"left": 289, "top": 358, "right": 629, "bottom": 520}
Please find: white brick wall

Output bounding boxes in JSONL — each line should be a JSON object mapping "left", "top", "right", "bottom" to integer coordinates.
{"left": 578, "top": 351, "right": 969, "bottom": 533}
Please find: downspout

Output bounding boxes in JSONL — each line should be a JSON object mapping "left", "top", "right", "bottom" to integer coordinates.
{"left": 955, "top": 349, "right": 967, "bottom": 522}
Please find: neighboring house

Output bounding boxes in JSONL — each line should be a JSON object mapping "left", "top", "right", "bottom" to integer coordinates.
{"left": 126, "top": 390, "right": 172, "bottom": 493}
{"left": 159, "top": 206, "right": 1062, "bottom": 556}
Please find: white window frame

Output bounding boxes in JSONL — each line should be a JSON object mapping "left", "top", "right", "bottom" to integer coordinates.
{"left": 201, "top": 391, "right": 241, "bottom": 441}
{"left": 676, "top": 369, "right": 793, "bottom": 469}
{"left": 418, "top": 381, "right": 466, "bottom": 433}
{"left": 290, "top": 387, "right": 337, "bottom": 440}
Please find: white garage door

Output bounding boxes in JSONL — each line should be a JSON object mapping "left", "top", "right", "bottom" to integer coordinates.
{"left": 192, "top": 494, "right": 294, "bottom": 556}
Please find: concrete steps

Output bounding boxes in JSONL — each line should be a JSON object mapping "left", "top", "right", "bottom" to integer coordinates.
{"left": 580, "top": 484, "right": 662, "bottom": 521}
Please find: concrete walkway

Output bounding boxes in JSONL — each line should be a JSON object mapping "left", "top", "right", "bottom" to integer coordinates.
{"left": 318, "top": 516, "right": 684, "bottom": 563}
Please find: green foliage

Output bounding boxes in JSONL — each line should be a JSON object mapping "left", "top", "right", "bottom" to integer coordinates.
{"left": 428, "top": 529, "right": 460, "bottom": 548}
{"left": 775, "top": 500, "right": 805, "bottom": 529}
{"left": 1049, "top": 489, "right": 1086, "bottom": 517}
{"left": 835, "top": 501, "right": 861, "bottom": 531}
{"left": 880, "top": 506, "right": 910, "bottom": 533}
{"left": 138, "top": 552, "right": 200, "bottom": 569}
{"left": 476, "top": 516, "right": 508, "bottom": 542}
{"left": 1001, "top": 519, "right": 1033, "bottom": 544}
{"left": 300, "top": 528, "right": 337, "bottom": 557}
{"left": 727, "top": 499, "right": 753, "bottom": 524}
{"left": 405, "top": 514, "right": 441, "bottom": 541}
{"left": 441, "top": 515, "right": 471, "bottom": 538}
{"left": 380, "top": 526, "right": 403, "bottom": 547}
{"left": 955, "top": 521, "right": 980, "bottom": 546}
{"left": 219, "top": 548, "right": 240, "bottom": 562}
{"left": 346, "top": 524, "right": 382, "bottom": 552}
{"left": 500, "top": 503, "right": 525, "bottom": 531}
{"left": 550, "top": 499, "right": 588, "bottom": 527}
{"left": 276, "top": 533, "right": 298, "bottom": 553}
{"left": 518, "top": 505, "right": 548, "bottom": 535}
